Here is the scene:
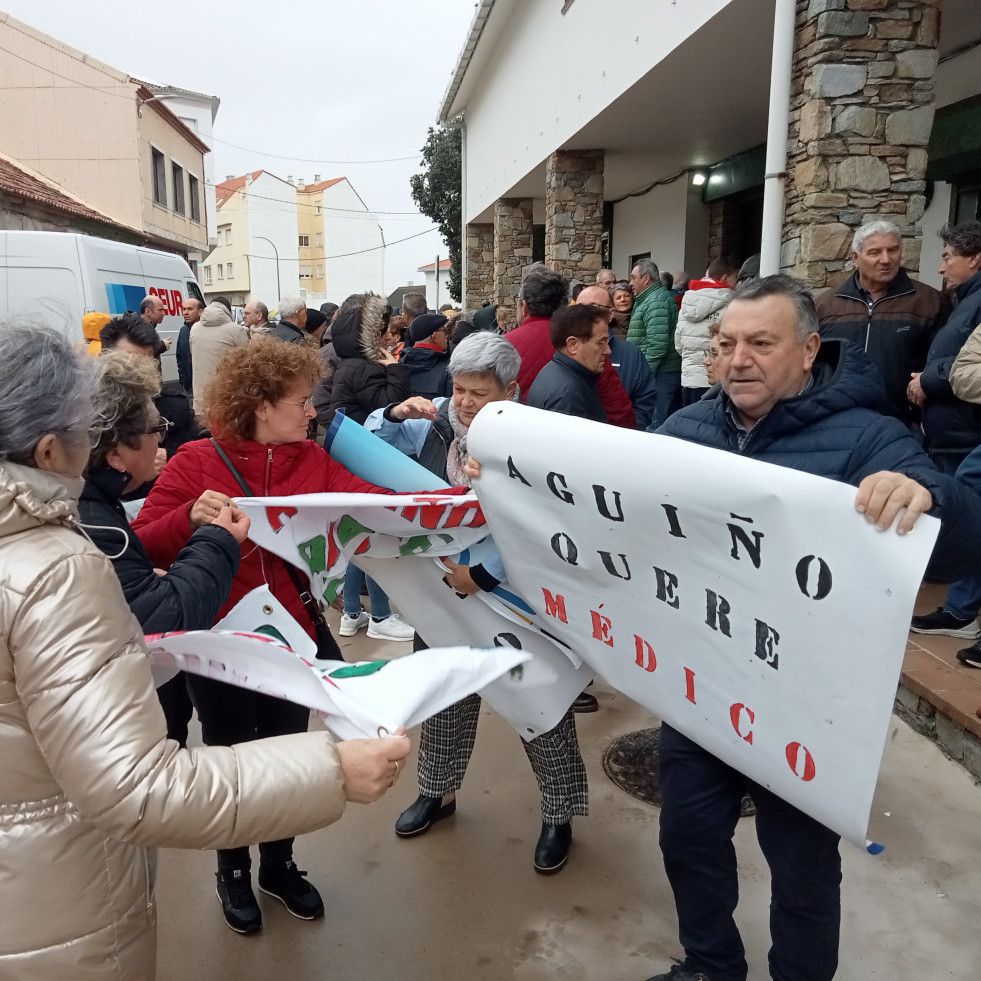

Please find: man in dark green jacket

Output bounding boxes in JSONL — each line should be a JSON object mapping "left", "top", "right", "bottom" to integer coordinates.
{"left": 627, "top": 257, "right": 681, "bottom": 428}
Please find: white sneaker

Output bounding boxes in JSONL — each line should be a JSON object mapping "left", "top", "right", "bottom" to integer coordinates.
{"left": 339, "top": 610, "right": 369, "bottom": 637}
{"left": 366, "top": 613, "right": 415, "bottom": 642}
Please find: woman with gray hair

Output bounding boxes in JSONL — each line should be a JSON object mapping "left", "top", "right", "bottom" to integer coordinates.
{"left": 365, "top": 331, "right": 589, "bottom": 875}
{"left": 78, "top": 351, "right": 245, "bottom": 746}
{"left": 0, "top": 321, "right": 410, "bottom": 979}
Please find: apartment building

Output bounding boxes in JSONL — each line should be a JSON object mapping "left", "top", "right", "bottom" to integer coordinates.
{"left": 0, "top": 12, "right": 211, "bottom": 260}
{"left": 296, "top": 176, "right": 385, "bottom": 303}
{"left": 203, "top": 171, "right": 300, "bottom": 307}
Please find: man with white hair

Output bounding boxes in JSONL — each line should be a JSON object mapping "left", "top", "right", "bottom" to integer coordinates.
{"left": 816, "top": 220, "right": 947, "bottom": 425}
{"left": 272, "top": 296, "right": 307, "bottom": 345}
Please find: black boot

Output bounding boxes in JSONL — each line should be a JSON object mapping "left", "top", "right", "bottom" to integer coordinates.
{"left": 215, "top": 868, "right": 262, "bottom": 934}
{"left": 394, "top": 794, "right": 456, "bottom": 838}
{"left": 533, "top": 821, "right": 572, "bottom": 874}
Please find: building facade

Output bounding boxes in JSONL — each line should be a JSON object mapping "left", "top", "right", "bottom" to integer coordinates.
{"left": 203, "top": 171, "right": 300, "bottom": 308}
{"left": 417, "top": 257, "right": 453, "bottom": 309}
{"left": 296, "top": 176, "right": 385, "bottom": 304}
{"left": 0, "top": 12, "right": 211, "bottom": 261}
{"left": 441, "top": 0, "right": 981, "bottom": 303}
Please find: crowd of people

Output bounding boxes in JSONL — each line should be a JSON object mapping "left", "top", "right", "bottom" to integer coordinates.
{"left": 2, "top": 217, "right": 981, "bottom": 979}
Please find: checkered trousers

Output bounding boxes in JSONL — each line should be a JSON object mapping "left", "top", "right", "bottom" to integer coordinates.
{"left": 417, "top": 694, "right": 588, "bottom": 824}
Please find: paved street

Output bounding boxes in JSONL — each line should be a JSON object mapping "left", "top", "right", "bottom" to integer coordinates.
{"left": 155, "top": 614, "right": 981, "bottom": 981}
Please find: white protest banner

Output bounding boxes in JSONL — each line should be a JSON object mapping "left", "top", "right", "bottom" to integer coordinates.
{"left": 357, "top": 547, "right": 592, "bottom": 739}
{"left": 466, "top": 401, "right": 939, "bottom": 846}
{"left": 236, "top": 418, "right": 592, "bottom": 738}
{"left": 145, "top": 627, "right": 528, "bottom": 741}
{"left": 237, "top": 491, "right": 486, "bottom": 605}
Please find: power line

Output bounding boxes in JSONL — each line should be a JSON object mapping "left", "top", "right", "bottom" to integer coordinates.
{"left": 205, "top": 178, "right": 423, "bottom": 216}
{"left": 0, "top": 35, "right": 424, "bottom": 167}
{"left": 208, "top": 135, "right": 420, "bottom": 166}
{"left": 199, "top": 227, "right": 441, "bottom": 269}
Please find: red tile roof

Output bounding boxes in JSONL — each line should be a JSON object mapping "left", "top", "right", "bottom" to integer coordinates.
{"left": 297, "top": 178, "right": 344, "bottom": 193}
{"left": 0, "top": 152, "right": 138, "bottom": 233}
{"left": 418, "top": 258, "right": 452, "bottom": 271}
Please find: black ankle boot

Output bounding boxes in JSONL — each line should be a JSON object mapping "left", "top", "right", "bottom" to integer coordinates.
{"left": 534, "top": 821, "right": 572, "bottom": 874}
{"left": 394, "top": 794, "right": 456, "bottom": 838}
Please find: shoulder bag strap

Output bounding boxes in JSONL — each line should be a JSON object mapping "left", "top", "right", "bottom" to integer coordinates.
{"left": 209, "top": 437, "right": 327, "bottom": 631}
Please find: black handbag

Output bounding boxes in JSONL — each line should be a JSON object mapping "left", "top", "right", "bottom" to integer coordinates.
{"left": 210, "top": 438, "right": 342, "bottom": 661}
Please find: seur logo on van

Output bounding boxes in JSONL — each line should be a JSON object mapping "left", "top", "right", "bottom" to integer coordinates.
{"left": 105, "top": 284, "right": 185, "bottom": 317}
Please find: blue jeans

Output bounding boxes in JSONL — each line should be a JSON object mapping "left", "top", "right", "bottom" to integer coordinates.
{"left": 939, "top": 446, "right": 981, "bottom": 618}
{"left": 659, "top": 724, "right": 841, "bottom": 981}
{"left": 343, "top": 563, "right": 391, "bottom": 619}
{"left": 651, "top": 370, "right": 683, "bottom": 430}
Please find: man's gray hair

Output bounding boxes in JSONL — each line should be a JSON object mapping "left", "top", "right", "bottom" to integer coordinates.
{"left": 0, "top": 320, "right": 99, "bottom": 463}
{"left": 519, "top": 263, "right": 568, "bottom": 318}
{"left": 729, "top": 274, "right": 819, "bottom": 343}
{"left": 401, "top": 292, "right": 428, "bottom": 319}
{"left": 595, "top": 269, "right": 615, "bottom": 284}
{"left": 140, "top": 295, "right": 159, "bottom": 314}
{"left": 278, "top": 295, "right": 305, "bottom": 321}
{"left": 632, "top": 257, "right": 660, "bottom": 283}
{"left": 449, "top": 331, "right": 521, "bottom": 389}
{"left": 851, "top": 220, "right": 901, "bottom": 255}
{"left": 253, "top": 300, "right": 269, "bottom": 321}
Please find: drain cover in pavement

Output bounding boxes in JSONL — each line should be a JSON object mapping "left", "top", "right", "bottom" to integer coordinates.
{"left": 602, "top": 726, "right": 757, "bottom": 816}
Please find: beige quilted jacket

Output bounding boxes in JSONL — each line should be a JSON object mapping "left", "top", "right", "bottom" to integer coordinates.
{"left": 0, "top": 462, "right": 347, "bottom": 980}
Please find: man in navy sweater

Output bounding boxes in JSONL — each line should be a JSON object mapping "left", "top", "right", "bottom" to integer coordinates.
{"left": 646, "top": 275, "right": 981, "bottom": 981}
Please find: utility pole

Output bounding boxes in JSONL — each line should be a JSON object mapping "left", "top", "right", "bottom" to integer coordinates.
{"left": 434, "top": 254, "right": 440, "bottom": 310}
{"left": 254, "top": 235, "right": 281, "bottom": 304}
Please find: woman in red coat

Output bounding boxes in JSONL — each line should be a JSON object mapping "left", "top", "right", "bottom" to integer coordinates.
{"left": 134, "top": 338, "right": 442, "bottom": 936}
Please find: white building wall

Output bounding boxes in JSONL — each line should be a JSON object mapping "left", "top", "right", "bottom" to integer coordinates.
{"left": 612, "top": 178, "right": 692, "bottom": 280}
{"left": 421, "top": 266, "right": 453, "bottom": 309}
{"left": 246, "top": 172, "right": 299, "bottom": 306}
{"left": 322, "top": 180, "right": 384, "bottom": 299}
{"left": 457, "top": 0, "right": 732, "bottom": 222}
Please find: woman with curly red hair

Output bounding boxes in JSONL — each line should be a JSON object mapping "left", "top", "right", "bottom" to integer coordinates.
{"left": 133, "top": 338, "right": 455, "bottom": 936}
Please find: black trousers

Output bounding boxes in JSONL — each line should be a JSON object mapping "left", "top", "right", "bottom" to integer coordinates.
{"left": 156, "top": 672, "right": 194, "bottom": 748}
{"left": 187, "top": 675, "right": 310, "bottom": 872}
{"left": 658, "top": 723, "right": 841, "bottom": 981}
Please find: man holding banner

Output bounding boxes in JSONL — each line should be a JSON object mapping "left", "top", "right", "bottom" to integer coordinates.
{"left": 641, "top": 275, "right": 981, "bottom": 981}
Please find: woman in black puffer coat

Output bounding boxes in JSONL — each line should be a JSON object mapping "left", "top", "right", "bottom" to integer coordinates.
{"left": 323, "top": 293, "right": 409, "bottom": 425}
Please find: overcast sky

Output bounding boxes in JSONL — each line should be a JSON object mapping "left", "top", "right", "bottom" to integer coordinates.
{"left": 2, "top": 0, "right": 476, "bottom": 293}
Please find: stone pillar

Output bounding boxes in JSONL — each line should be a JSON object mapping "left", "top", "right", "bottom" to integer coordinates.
{"left": 783, "top": 0, "right": 941, "bottom": 288}
{"left": 544, "top": 149, "right": 604, "bottom": 283}
{"left": 465, "top": 222, "right": 495, "bottom": 307}
{"left": 707, "top": 200, "right": 744, "bottom": 263}
{"left": 493, "top": 197, "right": 533, "bottom": 307}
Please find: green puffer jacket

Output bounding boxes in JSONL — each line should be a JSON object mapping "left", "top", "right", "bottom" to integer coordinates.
{"left": 626, "top": 281, "right": 681, "bottom": 373}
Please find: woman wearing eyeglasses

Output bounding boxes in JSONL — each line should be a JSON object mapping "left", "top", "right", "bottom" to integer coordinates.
{"left": 79, "top": 352, "right": 247, "bottom": 748}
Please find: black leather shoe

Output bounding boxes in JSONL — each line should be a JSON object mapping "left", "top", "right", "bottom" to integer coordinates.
{"left": 394, "top": 794, "right": 456, "bottom": 838}
{"left": 533, "top": 821, "right": 572, "bottom": 874}
{"left": 215, "top": 869, "right": 262, "bottom": 934}
{"left": 573, "top": 691, "right": 598, "bottom": 713}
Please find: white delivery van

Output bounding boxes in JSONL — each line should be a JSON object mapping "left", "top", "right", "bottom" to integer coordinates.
{"left": 0, "top": 231, "right": 206, "bottom": 381}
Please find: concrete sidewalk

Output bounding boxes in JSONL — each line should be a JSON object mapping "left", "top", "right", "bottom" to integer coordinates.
{"left": 155, "top": 611, "right": 981, "bottom": 981}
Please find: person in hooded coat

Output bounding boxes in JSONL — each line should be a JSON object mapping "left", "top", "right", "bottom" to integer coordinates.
{"left": 325, "top": 294, "right": 409, "bottom": 425}
{"left": 189, "top": 302, "right": 249, "bottom": 418}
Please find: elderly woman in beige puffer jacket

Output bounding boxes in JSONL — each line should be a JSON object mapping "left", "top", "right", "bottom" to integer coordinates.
{"left": 0, "top": 322, "right": 410, "bottom": 980}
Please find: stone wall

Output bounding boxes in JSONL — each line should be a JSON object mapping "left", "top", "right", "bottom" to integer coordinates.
{"left": 465, "top": 222, "right": 495, "bottom": 308}
{"left": 544, "top": 149, "right": 605, "bottom": 283}
{"left": 493, "top": 198, "right": 534, "bottom": 307}
{"left": 707, "top": 200, "right": 742, "bottom": 263}
{"left": 782, "top": 0, "right": 942, "bottom": 288}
